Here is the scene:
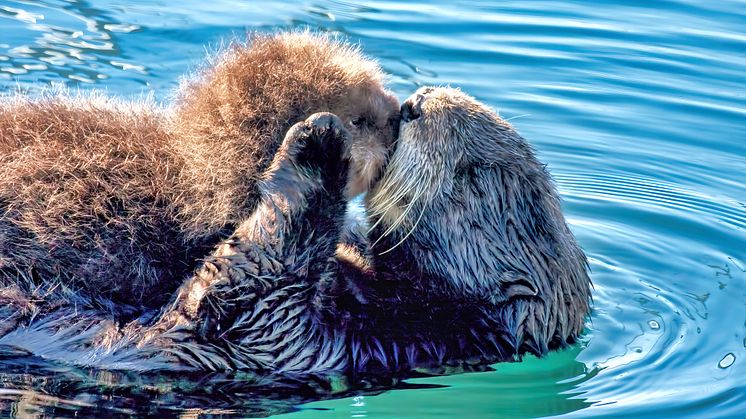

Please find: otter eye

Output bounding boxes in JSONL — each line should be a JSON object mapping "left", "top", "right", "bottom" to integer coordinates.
{"left": 350, "top": 116, "right": 365, "bottom": 127}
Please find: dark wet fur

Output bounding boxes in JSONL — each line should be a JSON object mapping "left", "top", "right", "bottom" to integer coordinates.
{"left": 361, "top": 87, "right": 592, "bottom": 362}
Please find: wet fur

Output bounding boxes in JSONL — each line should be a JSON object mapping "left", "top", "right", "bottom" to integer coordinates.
{"left": 0, "top": 31, "right": 399, "bottom": 312}
{"left": 363, "top": 87, "right": 591, "bottom": 357}
{"left": 0, "top": 114, "right": 355, "bottom": 372}
{"left": 0, "top": 89, "right": 590, "bottom": 375}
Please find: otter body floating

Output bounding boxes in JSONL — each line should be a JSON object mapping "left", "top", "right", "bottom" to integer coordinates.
{"left": 1, "top": 87, "right": 591, "bottom": 375}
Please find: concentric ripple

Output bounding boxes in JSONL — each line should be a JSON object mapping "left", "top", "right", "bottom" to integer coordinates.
{"left": 1, "top": 0, "right": 745, "bottom": 417}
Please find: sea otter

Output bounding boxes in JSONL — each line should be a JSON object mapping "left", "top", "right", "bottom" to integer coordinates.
{"left": 0, "top": 88, "right": 591, "bottom": 374}
{"left": 0, "top": 31, "right": 399, "bottom": 317}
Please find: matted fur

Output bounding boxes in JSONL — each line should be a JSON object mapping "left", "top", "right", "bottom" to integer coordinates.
{"left": 0, "top": 31, "right": 399, "bottom": 310}
{"left": 0, "top": 113, "right": 356, "bottom": 372}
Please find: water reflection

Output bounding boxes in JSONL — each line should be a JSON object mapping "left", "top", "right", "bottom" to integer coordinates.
{"left": 0, "top": 349, "right": 459, "bottom": 416}
{"left": 0, "top": 0, "right": 146, "bottom": 89}
{"left": 291, "top": 347, "right": 597, "bottom": 418}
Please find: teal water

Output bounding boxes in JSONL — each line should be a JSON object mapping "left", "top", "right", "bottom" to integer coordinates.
{"left": 0, "top": 0, "right": 744, "bottom": 417}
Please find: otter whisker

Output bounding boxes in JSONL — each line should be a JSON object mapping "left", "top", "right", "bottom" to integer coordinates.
{"left": 504, "top": 113, "right": 531, "bottom": 121}
{"left": 367, "top": 146, "right": 428, "bottom": 225}
{"left": 368, "top": 169, "right": 413, "bottom": 217}
{"left": 377, "top": 197, "right": 428, "bottom": 256}
{"left": 372, "top": 185, "right": 426, "bottom": 246}
{"left": 366, "top": 175, "right": 419, "bottom": 232}
{"left": 368, "top": 180, "right": 417, "bottom": 220}
{"left": 382, "top": 166, "right": 429, "bottom": 227}
{"left": 367, "top": 177, "right": 415, "bottom": 230}
{"left": 368, "top": 196, "right": 403, "bottom": 239}
{"left": 371, "top": 185, "right": 413, "bottom": 215}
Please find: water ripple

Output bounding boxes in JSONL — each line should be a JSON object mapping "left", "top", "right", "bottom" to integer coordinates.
{"left": 557, "top": 173, "right": 746, "bottom": 232}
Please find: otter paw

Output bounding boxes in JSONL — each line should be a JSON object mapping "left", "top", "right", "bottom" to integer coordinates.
{"left": 304, "top": 112, "right": 346, "bottom": 138}
{"left": 284, "top": 112, "right": 352, "bottom": 181}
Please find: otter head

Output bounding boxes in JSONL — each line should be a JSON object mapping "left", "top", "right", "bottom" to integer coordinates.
{"left": 261, "top": 31, "right": 401, "bottom": 198}
{"left": 173, "top": 30, "right": 400, "bottom": 221}
{"left": 264, "top": 32, "right": 400, "bottom": 198}
{"left": 327, "top": 82, "right": 400, "bottom": 198}
{"left": 367, "top": 87, "right": 590, "bottom": 342}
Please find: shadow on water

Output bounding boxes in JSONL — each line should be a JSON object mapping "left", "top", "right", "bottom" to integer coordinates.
{"left": 288, "top": 346, "right": 597, "bottom": 418}
{"left": 0, "top": 350, "right": 402, "bottom": 416}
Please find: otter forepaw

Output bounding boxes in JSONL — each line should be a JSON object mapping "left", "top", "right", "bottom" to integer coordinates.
{"left": 303, "top": 112, "right": 346, "bottom": 138}
{"left": 295, "top": 112, "right": 350, "bottom": 160}
{"left": 282, "top": 112, "right": 352, "bottom": 189}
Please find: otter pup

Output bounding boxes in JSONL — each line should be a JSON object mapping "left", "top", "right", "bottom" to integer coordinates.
{"left": 0, "top": 89, "right": 590, "bottom": 374}
{"left": 0, "top": 112, "right": 358, "bottom": 372}
{"left": 0, "top": 31, "right": 399, "bottom": 313}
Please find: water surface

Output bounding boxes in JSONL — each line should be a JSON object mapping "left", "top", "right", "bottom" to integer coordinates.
{"left": 1, "top": 0, "right": 744, "bottom": 417}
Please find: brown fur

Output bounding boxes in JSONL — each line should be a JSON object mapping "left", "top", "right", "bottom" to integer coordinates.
{"left": 0, "top": 31, "right": 399, "bottom": 310}
{"left": 170, "top": 31, "right": 399, "bottom": 237}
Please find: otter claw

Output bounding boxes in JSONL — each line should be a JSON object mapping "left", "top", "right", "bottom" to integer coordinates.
{"left": 305, "top": 112, "right": 343, "bottom": 135}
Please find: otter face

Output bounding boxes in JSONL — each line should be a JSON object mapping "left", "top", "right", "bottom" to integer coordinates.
{"left": 367, "top": 86, "right": 529, "bottom": 239}
{"left": 331, "top": 87, "right": 400, "bottom": 199}
{"left": 366, "top": 86, "right": 586, "bottom": 305}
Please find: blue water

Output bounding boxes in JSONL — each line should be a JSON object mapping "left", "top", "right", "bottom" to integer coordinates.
{"left": 1, "top": 0, "right": 744, "bottom": 417}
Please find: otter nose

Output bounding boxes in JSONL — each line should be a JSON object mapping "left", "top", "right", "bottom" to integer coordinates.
{"left": 401, "top": 94, "right": 424, "bottom": 123}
